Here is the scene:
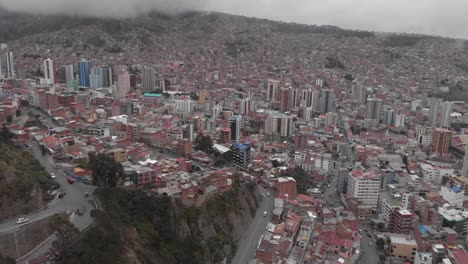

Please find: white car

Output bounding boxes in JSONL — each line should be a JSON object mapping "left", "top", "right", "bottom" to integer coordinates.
{"left": 263, "top": 211, "right": 268, "bottom": 217}
{"left": 50, "top": 173, "right": 56, "bottom": 179}
{"left": 16, "top": 218, "right": 29, "bottom": 224}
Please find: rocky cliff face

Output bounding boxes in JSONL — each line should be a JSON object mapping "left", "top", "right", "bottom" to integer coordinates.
{"left": 69, "top": 181, "right": 260, "bottom": 264}
{"left": 0, "top": 142, "right": 56, "bottom": 221}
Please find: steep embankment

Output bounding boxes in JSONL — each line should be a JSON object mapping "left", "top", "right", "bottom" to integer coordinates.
{"left": 68, "top": 180, "right": 260, "bottom": 264}
{"left": 0, "top": 141, "right": 57, "bottom": 220}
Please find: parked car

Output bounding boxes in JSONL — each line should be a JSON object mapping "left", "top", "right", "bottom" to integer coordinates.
{"left": 50, "top": 173, "right": 56, "bottom": 179}
{"left": 263, "top": 211, "right": 268, "bottom": 217}
{"left": 266, "top": 192, "right": 270, "bottom": 197}
{"left": 58, "top": 192, "right": 66, "bottom": 199}
{"left": 16, "top": 218, "right": 29, "bottom": 224}
{"left": 67, "top": 178, "right": 74, "bottom": 184}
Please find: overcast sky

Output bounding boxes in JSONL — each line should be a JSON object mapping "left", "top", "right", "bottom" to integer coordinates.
{"left": 1, "top": 0, "right": 467, "bottom": 38}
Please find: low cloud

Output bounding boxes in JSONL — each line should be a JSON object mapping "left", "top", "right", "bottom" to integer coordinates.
{"left": 1, "top": 0, "right": 468, "bottom": 38}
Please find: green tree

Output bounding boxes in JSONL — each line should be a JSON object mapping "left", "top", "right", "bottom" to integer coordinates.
{"left": 0, "top": 254, "right": 15, "bottom": 264}
{"left": 376, "top": 222, "right": 386, "bottom": 231}
{"left": 376, "top": 237, "right": 385, "bottom": 250}
{"left": 194, "top": 134, "right": 214, "bottom": 154}
{"left": 20, "top": 100, "right": 30, "bottom": 107}
{"left": 0, "top": 125, "right": 15, "bottom": 142}
{"left": 271, "top": 159, "right": 281, "bottom": 168}
{"left": 285, "top": 166, "right": 311, "bottom": 194}
{"left": 190, "top": 92, "right": 199, "bottom": 101}
{"left": 88, "top": 152, "right": 124, "bottom": 187}
{"left": 49, "top": 214, "right": 79, "bottom": 264}
{"left": 5, "top": 115, "right": 13, "bottom": 124}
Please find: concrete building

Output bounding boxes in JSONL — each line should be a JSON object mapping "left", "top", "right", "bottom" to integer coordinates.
{"left": 43, "top": 58, "right": 57, "bottom": 85}
{"left": 231, "top": 142, "right": 251, "bottom": 169}
{"left": 438, "top": 205, "right": 468, "bottom": 238}
{"left": 267, "top": 79, "right": 279, "bottom": 102}
{"left": 175, "top": 99, "right": 194, "bottom": 113}
{"left": 439, "top": 185, "right": 464, "bottom": 209}
{"left": 301, "top": 88, "right": 319, "bottom": 109}
{"left": 461, "top": 145, "right": 468, "bottom": 178}
{"left": 229, "top": 115, "right": 242, "bottom": 142}
{"left": 276, "top": 177, "right": 297, "bottom": 198}
{"left": 182, "top": 124, "right": 194, "bottom": 141}
{"left": 78, "top": 59, "right": 93, "bottom": 87}
{"left": 388, "top": 209, "right": 414, "bottom": 234}
{"left": 319, "top": 89, "right": 336, "bottom": 114}
{"left": 142, "top": 67, "right": 156, "bottom": 93}
{"left": 346, "top": 169, "right": 382, "bottom": 209}
{"left": 432, "top": 128, "right": 452, "bottom": 154}
{"left": 64, "top": 64, "right": 74, "bottom": 83}
{"left": 387, "top": 234, "right": 418, "bottom": 263}
{"left": 365, "top": 98, "right": 383, "bottom": 121}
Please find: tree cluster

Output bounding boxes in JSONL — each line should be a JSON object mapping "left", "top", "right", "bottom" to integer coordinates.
{"left": 285, "top": 166, "right": 312, "bottom": 194}
{"left": 0, "top": 125, "right": 15, "bottom": 142}
{"left": 194, "top": 134, "right": 214, "bottom": 154}
{"left": 88, "top": 152, "right": 124, "bottom": 187}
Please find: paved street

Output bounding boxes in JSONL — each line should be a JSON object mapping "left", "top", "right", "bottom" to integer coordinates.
{"left": 231, "top": 187, "right": 275, "bottom": 264}
{"left": 0, "top": 109, "right": 96, "bottom": 262}
{"left": 356, "top": 228, "right": 381, "bottom": 264}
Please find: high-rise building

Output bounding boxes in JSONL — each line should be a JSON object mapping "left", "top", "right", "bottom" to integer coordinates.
{"left": 239, "top": 98, "right": 254, "bottom": 115}
{"left": 462, "top": 145, "right": 468, "bottom": 178}
{"left": 395, "top": 114, "right": 405, "bottom": 128}
{"left": 231, "top": 142, "right": 251, "bottom": 170}
{"left": 182, "top": 124, "right": 194, "bottom": 141}
{"left": 279, "top": 87, "right": 290, "bottom": 113}
{"left": 428, "top": 98, "right": 443, "bottom": 126}
{"left": 347, "top": 169, "right": 382, "bottom": 209}
{"left": 265, "top": 112, "right": 294, "bottom": 138}
{"left": 43, "top": 58, "right": 57, "bottom": 85}
{"left": 199, "top": 90, "right": 206, "bottom": 104}
{"left": 212, "top": 105, "right": 222, "bottom": 120}
{"left": 64, "top": 64, "right": 74, "bottom": 84}
{"left": 116, "top": 73, "right": 131, "bottom": 99}
{"left": 229, "top": 115, "right": 242, "bottom": 142}
{"left": 101, "top": 67, "right": 113, "bottom": 88}
{"left": 175, "top": 99, "right": 193, "bottom": 113}
{"left": 90, "top": 67, "right": 104, "bottom": 89}
{"left": 383, "top": 108, "right": 395, "bottom": 126}
{"left": 432, "top": 128, "right": 452, "bottom": 154}
{"left": 365, "top": 98, "right": 383, "bottom": 121}
{"left": 440, "top": 101, "right": 453, "bottom": 128}
{"left": 319, "top": 89, "right": 336, "bottom": 114}
{"left": 303, "top": 107, "right": 314, "bottom": 122}
{"left": 301, "top": 88, "right": 319, "bottom": 109}
{"left": 78, "top": 59, "right": 93, "bottom": 87}
{"left": 4, "top": 51, "right": 15, "bottom": 78}
{"left": 142, "top": 67, "right": 155, "bottom": 93}
{"left": 289, "top": 87, "right": 300, "bottom": 109}
{"left": 352, "top": 84, "right": 367, "bottom": 103}
{"left": 279, "top": 115, "right": 294, "bottom": 137}
{"left": 267, "top": 79, "right": 279, "bottom": 102}
{"left": 325, "top": 112, "right": 338, "bottom": 126}
{"left": 0, "top": 50, "right": 3, "bottom": 79}
{"left": 219, "top": 127, "right": 231, "bottom": 144}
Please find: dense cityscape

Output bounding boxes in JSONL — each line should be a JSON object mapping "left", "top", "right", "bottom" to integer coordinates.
{"left": 1, "top": 8, "right": 468, "bottom": 264}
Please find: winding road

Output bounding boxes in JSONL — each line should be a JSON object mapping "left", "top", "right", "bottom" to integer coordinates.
{"left": 0, "top": 109, "right": 96, "bottom": 263}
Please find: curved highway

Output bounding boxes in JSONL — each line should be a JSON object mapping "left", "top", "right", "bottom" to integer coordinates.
{"left": 0, "top": 109, "right": 96, "bottom": 262}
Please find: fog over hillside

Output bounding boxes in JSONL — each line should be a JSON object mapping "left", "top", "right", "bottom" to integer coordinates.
{"left": 1, "top": 0, "right": 468, "bottom": 38}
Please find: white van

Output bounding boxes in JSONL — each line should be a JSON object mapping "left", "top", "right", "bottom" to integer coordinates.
{"left": 263, "top": 211, "right": 267, "bottom": 217}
